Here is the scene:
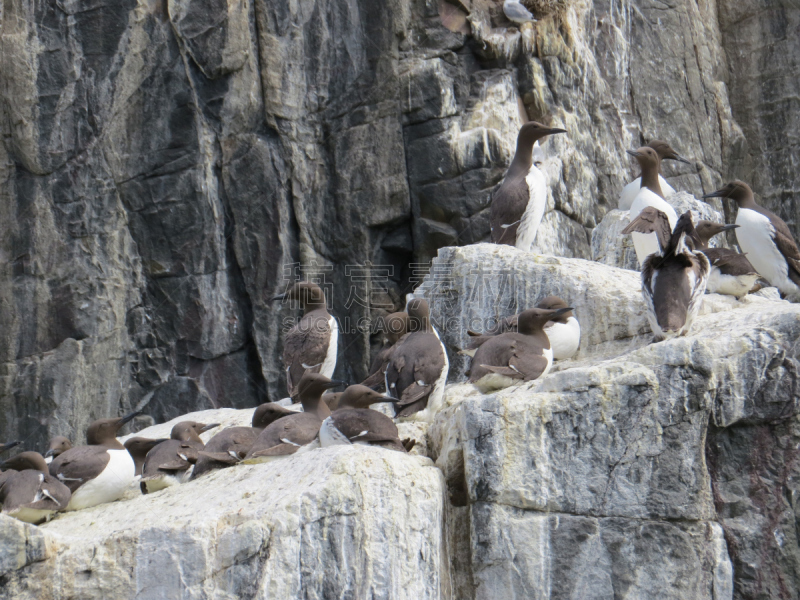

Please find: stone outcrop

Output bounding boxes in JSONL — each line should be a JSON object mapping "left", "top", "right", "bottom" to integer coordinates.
{"left": 4, "top": 244, "right": 800, "bottom": 599}
{"left": 1, "top": 0, "right": 797, "bottom": 449}
{"left": 0, "top": 415, "right": 445, "bottom": 600}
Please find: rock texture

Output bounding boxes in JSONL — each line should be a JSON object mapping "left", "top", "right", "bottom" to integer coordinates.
{"left": 0, "top": 424, "right": 445, "bottom": 600}
{"left": 0, "top": 0, "right": 796, "bottom": 448}
{"left": 424, "top": 243, "right": 800, "bottom": 600}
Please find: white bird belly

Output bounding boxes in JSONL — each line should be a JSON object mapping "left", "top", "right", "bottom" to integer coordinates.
{"left": 736, "top": 208, "right": 800, "bottom": 297}
{"left": 706, "top": 268, "right": 759, "bottom": 298}
{"left": 515, "top": 166, "right": 547, "bottom": 253}
{"left": 319, "top": 417, "right": 351, "bottom": 448}
{"left": 5, "top": 506, "right": 55, "bottom": 524}
{"left": 629, "top": 188, "right": 678, "bottom": 265}
{"left": 66, "top": 449, "right": 135, "bottom": 511}
{"left": 142, "top": 473, "right": 183, "bottom": 494}
{"left": 320, "top": 316, "right": 338, "bottom": 379}
{"left": 619, "top": 175, "right": 675, "bottom": 211}
{"left": 544, "top": 317, "right": 581, "bottom": 360}
{"left": 540, "top": 346, "right": 554, "bottom": 378}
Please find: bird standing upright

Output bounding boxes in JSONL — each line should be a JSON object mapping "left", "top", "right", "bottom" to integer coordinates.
{"left": 625, "top": 209, "right": 710, "bottom": 341}
{"left": 491, "top": 121, "right": 567, "bottom": 252}
{"left": 618, "top": 140, "right": 690, "bottom": 211}
{"left": 273, "top": 281, "right": 338, "bottom": 396}
{"left": 626, "top": 146, "right": 679, "bottom": 265}
{"left": 703, "top": 180, "right": 800, "bottom": 301}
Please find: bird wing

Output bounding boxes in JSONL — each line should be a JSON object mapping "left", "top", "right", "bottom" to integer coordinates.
{"left": 282, "top": 313, "right": 331, "bottom": 394}
{"left": 703, "top": 249, "right": 758, "bottom": 275}
{"left": 49, "top": 446, "right": 110, "bottom": 493}
{"left": 773, "top": 229, "right": 800, "bottom": 285}
{"left": 507, "top": 346, "right": 549, "bottom": 381}
{"left": 622, "top": 207, "right": 672, "bottom": 254}
{"left": 490, "top": 178, "right": 530, "bottom": 245}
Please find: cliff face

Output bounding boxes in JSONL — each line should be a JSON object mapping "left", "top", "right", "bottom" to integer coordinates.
{"left": 1, "top": 1, "right": 799, "bottom": 596}
{"left": 1, "top": 0, "right": 797, "bottom": 448}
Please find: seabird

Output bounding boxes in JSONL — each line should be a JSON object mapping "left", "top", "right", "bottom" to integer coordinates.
{"left": 693, "top": 220, "right": 760, "bottom": 298}
{"left": 273, "top": 281, "right": 338, "bottom": 396}
{"left": 0, "top": 451, "right": 72, "bottom": 523}
{"left": 124, "top": 437, "right": 168, "bottom": 476}
{"left": 192, "top": 402, "right": 295, "bottom": 478}
{"left": 703, "top": 180, "right": 800, "bottom": 301}
{"left": 503, "top": 0, "right": 536, "bottom": 24}
{"left": 463, "top": 296, "right": 579, "bottom": 360}
{"left": 140, "top": 422, "right": 218, "bottom": 494}
{"left": 361, "top": 311, "right": 410, "bottom": 391}
{"left": 48, "top": 411, "right": 141, "bottom": 511}
{"left": 625, "top": 209, "right": 710, "bottom": 341}
{"left": 618, "top": 140, "right": 690, "bottom": 211}
{"left": 43, "top": 436, "right": 73, "bottom": 465}
{"left": 244, "top": 372, "right": 342, "bottom": 463}
{"left": 319, "top": 386, "right": 410, "bottom": 452}
{"left": 490, "top": 121, "right": 567, "bottom": 251}
{"left": 385, "top": 299, "right": 449, "bottom": 421}
{"left": 468, "top": 306, "right": 572, "bottom": 392}
{"left": 626, "top": 146, "right": 679, "bottom": 266}
{"left": 537, "top": 296, "right": 581, "bottom": 360}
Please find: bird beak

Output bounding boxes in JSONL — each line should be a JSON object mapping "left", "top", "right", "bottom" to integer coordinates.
{"left": 120, "top": 410, "right": 143, "bottom": 426}
{"left": 3, "top": 441, "right": 21, "bottom": 451}
{"left": 626, "top": 149, "right": 642, "bottom": 158}
{"left": 552, "top": 307, "right": 573, "bottom": 317}
{"left": 702, "top": 189, "right": 726, "bottom": 199}
{"left": 44, "top": 448, "right": 55, "bottom": 458}
{"left": 721, "top": 224, "right": 739, "bottom": 232}
{"left": 673, "top": 154, "right": 691, "bottom": 165}
{"left": 546, "top": 127, "right": 567, "bottom": 135}
{"left": 199, "top": 423, "right": 220, "bottom": 433}
{"left": 271, "top": 293, "right": 287, "bottom": 302}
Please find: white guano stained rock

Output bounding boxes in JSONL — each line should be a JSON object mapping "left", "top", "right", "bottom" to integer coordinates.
{"left": 0, "top": 420, "right": 445, "bottom": 600}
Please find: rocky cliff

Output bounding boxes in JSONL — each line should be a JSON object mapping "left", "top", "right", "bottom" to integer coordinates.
{"left": 1, "top": 0, "right": 800, "bottom": 597}
{"left": 3, "top": 243, "right": 800, "bottom": 599}
{"left": 1, "top": 0, "right": 798, "bottom": 448}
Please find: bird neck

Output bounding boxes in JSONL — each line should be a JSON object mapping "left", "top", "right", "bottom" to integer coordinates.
{"left": 640, "top": 167, "right": 663, "bottom": 198}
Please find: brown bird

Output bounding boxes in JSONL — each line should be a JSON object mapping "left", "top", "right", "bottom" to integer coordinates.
{"left": 49, "top": 411, "right": 141, "bottom": 511}
{"left": 244, "top": 372, "right": 341, "bottom": 463}
{"left": 1, "top": 451, "right": 72, "bottom": 524}
{"left": 468, "top": 307, "right": 572, "bottom": 392}
{"left": 124, "top": 437, "right": 168, "bottom": 476}
{"left": 692, "top": 220, "right": 760, "bottom": 298}
{"left": 490, "top": 121, "right": 567, "bottom": 250}
{"left": 320, "top": 385, "right": 413, "bottom": 452}
{"left": 191, "top": 403, "right": 296, "bottom": 479}
{"left": 273, "top": 281, "right": 338, "bottom": 396}
{"left": 43, "top": 436, "right": 73, "bottom": 465}
{"left": 385, "top": 299, "right": 449, "bottom": 421}
{"left": 140, "top": 422, "right": 218, "bottom": 494}
{"left": 360, "top": 311, "right": 410, "bottom": 391}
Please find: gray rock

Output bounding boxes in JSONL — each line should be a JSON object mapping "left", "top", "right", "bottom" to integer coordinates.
{"left": 1, "top": 429, "right": 445, "bottom": 600}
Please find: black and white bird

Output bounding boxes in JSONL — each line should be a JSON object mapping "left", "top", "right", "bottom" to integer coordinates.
{"left": 624, "top": 208, "right": 710, "bottom": 341}
{"left": 703, "top": 180, "right": 800, "bottom": 301}
{"left": 140, "top": 421, "right": 218, "bottom": 494}
{"left": 385, "top": 299, "right": 449, "bottom": 421}
{"left": 49, "top": 411, "right": 141, "bottom": 511}
{"left": 273, "top": 281, "right": 338, "bottom": 396}
{"left": 625, "top": 146, "right": 679, "bottom": 265}
{"left": 618, "top": 140, "right": 690, "bottom": 210}
{"left": 244, "top": 372, "right": 342, "bottom": 463}
{"left": 319, "top": 385, "right": 410, "bottom": 453}
{"left": 467, "top": 306, "right": 572, "bottom": 393}
{"left": 692, "top": 220, "right": 760, "bottom": 299}
{"left": 1, "top": 451, "right": 72, "bottom": 523}
{"left": 490, "top": 121, "right": 567, "bottom": 252}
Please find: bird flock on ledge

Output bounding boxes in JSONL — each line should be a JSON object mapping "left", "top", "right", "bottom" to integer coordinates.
{"left": 2, "top": 119, "right": 799, "bottom": 526}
